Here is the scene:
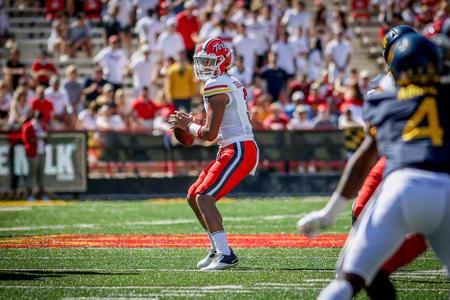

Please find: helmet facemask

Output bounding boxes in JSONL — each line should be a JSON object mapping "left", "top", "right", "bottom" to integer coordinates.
{"left": 193, "top": 54, "right": 221, "bottom": 81}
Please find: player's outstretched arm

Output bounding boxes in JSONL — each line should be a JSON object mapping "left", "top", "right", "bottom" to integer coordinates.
{"left": 298, "top": 135, "right": 379, "bottom": 238}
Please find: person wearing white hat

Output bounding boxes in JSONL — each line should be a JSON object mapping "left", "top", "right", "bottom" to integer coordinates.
{"left": 129, "top": 44, "right": 155, "bottom": 96}
{"left": 156, "top": 18, "right": 186, "bottom": 60}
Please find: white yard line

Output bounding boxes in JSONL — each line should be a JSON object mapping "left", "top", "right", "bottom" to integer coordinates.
{"left": 0, "top": 285, "right": 448, "bottom": 292}
{"left": 0, "top": 224, "right": 97, "bottom": 231}
{"left": 0, "top": 207, "right": 32, "bottom": 212}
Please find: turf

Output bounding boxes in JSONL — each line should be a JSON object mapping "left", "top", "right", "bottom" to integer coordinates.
{"left": 0, "top": 198, "right": 448, "bottom": 299}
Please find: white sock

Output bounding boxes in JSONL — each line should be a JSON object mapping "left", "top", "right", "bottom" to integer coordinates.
{"left": 206, "top": 231, "right": 216, "bottom": 251}
{"left": 318, "top": 280, "right": 353, "bottom": 300}
{"left": 210, "top": 230, "right": 231, "bottom": 255}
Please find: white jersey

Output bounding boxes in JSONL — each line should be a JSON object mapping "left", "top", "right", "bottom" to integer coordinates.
{"left": 203, "top": 75, "right": 254, "bottom": 148}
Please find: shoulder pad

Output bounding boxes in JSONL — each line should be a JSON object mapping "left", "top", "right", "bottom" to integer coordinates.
{"left": 203, "top": 76, "right": 232, "bottom": 97}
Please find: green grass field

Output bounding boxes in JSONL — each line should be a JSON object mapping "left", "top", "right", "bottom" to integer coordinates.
{"left": 0, "top": 197, "right": 448, "bottom": 299}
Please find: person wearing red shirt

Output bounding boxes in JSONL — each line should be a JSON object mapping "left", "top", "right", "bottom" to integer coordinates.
{"left": 22, "top": 112, "right": 48, "bottom": 201}
{"left": 31, "top": 86, "right": 54, "bottom": 125}
{"left": 30, "top": 50, "right": 58, "bottom": 87}
{"left": 131, "top": 86, "right": 159, "bottom": 129}
{"left": 45, "top": 0, "right": 65, "bottom": 20}
{"left": 176, "top": 1, "right": 199, "bottom": 62}
{"left": 262, "top": 102, "right": 289, "bottom": 130}
{"left": 83, "top": 0, "right": 102, "bottom": 21}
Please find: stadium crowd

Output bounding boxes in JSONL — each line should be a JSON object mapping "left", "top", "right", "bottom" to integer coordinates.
{"left": 0, "top": 0, "right": 448, "bottom": 135}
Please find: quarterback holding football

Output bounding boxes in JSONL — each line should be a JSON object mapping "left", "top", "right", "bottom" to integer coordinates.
{"left": 170, "top": 38, "right": 258, "bottom": 271}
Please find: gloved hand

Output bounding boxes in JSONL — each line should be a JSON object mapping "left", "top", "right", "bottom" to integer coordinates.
{"left": 297, "top": 193, "right": 349, "bottom": 238}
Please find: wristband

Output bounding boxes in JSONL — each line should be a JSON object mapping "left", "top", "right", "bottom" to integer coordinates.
{"left": 187, "top": 122, "right": 202, "bottom": 138}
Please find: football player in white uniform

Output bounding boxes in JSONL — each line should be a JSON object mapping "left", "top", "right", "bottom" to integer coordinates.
{"left": 170, "top": 38, "right": 258, "bottom": 271}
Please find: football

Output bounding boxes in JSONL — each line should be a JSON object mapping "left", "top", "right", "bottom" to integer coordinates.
{"left": 173, "top": 127, "right": 194, "bottom": 147}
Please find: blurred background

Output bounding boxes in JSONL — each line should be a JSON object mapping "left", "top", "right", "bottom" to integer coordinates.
{"left": 0, "top": 0, "right": 447, "bottom": 199}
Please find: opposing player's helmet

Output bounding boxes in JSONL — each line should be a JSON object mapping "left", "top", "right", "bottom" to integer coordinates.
{"left": 193, "top": 38, "right": 233, "bottom": 81}
{"left": 389, "top": 32, "right": 441, "bottom": 86}
{"left": 382, "top": 25, "right": 417, "bottom": 63}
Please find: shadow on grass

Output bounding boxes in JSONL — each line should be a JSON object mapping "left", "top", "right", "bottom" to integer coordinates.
{"left": 0, "top": 270, "right": 141, "bottom": 281}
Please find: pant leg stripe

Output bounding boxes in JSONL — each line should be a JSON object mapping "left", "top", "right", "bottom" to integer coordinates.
{"left": 203, "top": 144, "right": 238, "bottom": 195}
{"left": 207, "top": 142, "right": 245, "bottom": 197}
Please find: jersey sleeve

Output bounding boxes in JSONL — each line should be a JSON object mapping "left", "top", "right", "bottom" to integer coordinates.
{"left": 203, "top": 77, "right": 232, "bottom": 98}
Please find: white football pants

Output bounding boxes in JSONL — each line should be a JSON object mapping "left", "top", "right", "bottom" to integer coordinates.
{"left": 337, "top": 168, "right": 450, "bottom": 284}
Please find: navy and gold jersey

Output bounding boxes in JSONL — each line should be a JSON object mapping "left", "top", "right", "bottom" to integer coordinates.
{"left": 364, "top": 84, "right": 450, "bottom": 176}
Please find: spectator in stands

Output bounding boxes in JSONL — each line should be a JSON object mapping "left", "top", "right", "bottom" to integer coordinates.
{"left": 231, "top": 2, "right": 252, "bottom": 25}
{"left": 133, "top": 0, "right": 159, "bottom": 20}
{"left": 263, "top": 102, "right": 290, "bottom": 131}
{"left": 31, "top": 50, "right": 58, "bottom": 87}
{"left": 96, "top": 83, "right": 115, "bottom": 106}
{"left": 307, "top": 70, "right": 332, "bottom": 108}
{"left": 245, "top": 9, "right": 271, "bottom": 69}
{"left": 358, "top": 69, "right": 371, "bottom": 98}
{"left": 63, "top": 65, "right": 84, "bottom": 114}
{"left": 313, "top": 106, "right": 337, "bottom": 129}
{"left": 93, "top": 35, "right": 128, "bottom": 90}
{"left": 271, "top": 30, "right": 296, "bottom": 78}
{"left": 288, "top": 105, "right": 314, "bottom": 130}
{"left": 288, "top": 74, "right": 311, "bottom": 105}
{"left": 18, "top": 77, "right": 35, "bottom": 106}
{"left": 257, "top": 5, "right": 277, "bottom": 47}
{"left": 96, "top": 103, "right": 126, "bottom": 131}
{"left": 334, "top": 76, "right": 364, "bottom": 122}
{"left": 77, "top": 101, "right": 98, "bottom": 130}
{"left": 129, "top": 44, "right": 154, "bottom": 96}
{"left": 338, "top": 108, "right": 364, "bottom": 129}
{"left": 165, "top": 51, "right": 196, "bottom": 112}
{"left": 307, "top": 38, "right": 324, "bottom": 81}
{"left": 0, "top": 80, "right": 12, "bottom": 129}
{"left": 289, "top": 26, "right": 309, "bottom": 76}
{"left": 107, "top": 0, "right": 133, "bottom": 54}
{"left": 229, "top": 56, "right": 252, "bottom": 87}
{"left": 114, "top": 89, "right": 130, "bottom": 125}
{"left": 176, "top": 1, "right": 199, "bottom": 62}
{"left": 156, "top": 18, "right": 185, "bottom": 60}
{"left": 47, "top": 12, "right": 69, "bottom": 60}
{"left": 102, "top": 4, "right": 122, "bottom": 44}
{"left": 257, "top": 52, "right": 288, "bottom": 102}
{"left": 31, "top": 86, "right": 53, "bottom": 125}
{"left": 233, "top": 23, "right": 258, "bottom": 75}
{"left": 250, "top": 92, "right": 272, "bottom": 125}
{"left": 67, "top": 13, "right": 92, "bottom": 59}
{"left": 331, "top": 10, "right": 352, "bottom": 40}
{"left": 0, "top": 4, "right": 10, "bottom": 46}
{"left": 285, "top": 88, "right": 307, "bottom": 119}
{"left": 153, "top": 107, "right": 172, "bottom": 135}
{"left": 325, "top": 29, "right": 352, "bottom": 82}
{"left": 131, "top": 86, "right": 159, "bottom": 129}
{"left": 8, "top": 87, "right": 31, "bottom": 131}
{"left": 45, "top": 0, "right": 65, "bottom": 20}
{"left": 83, "top": 0, "right": 102, "bottom": 21}
{"left": 83, "top": 66, "right": 109, "bottom": 105}
{"left": 312, "top": 2, "right": 331, "bottom": 35}
{"left": 282, "top": 0, "right": 311, "bottom": 35}
{"left": 209, "top": 19, "right": 234, "bottom": 48}
{"left": 194, "top": 10, "right": 215, "bottom": 43}
{"left": 3, "top": 48, "right": 25, "bottom": 91}
{"left": 135, "top": 8, "right": 163, "bottom": 52}
{"left": 45, "top": 76, "right": 73, "bottom": 129}
{"left": 22, "top": 111, "right": 48, "bottom": 201}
